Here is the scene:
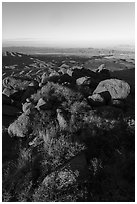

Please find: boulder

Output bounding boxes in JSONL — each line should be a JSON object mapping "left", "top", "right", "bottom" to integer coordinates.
{"left": 2, "top": 94, "right": 12, "bottom": 105}
{"left": 3, "top": 104, "right": 21, "bottom": 116}
{"left": 93, "top": 79, "right": 130, "bottom": 100}
{"left": 76, "top": 76, "right": 90, "bottom": 86}
{"left": 36, "top": 98, "right": 47, "bottom": 110}
{"left": 42, "top": 152, "right": 89, "bottom": 188}
{"left": 8, "top": 113, "right": 32, "bottom": 137}
{"left": 22, "top": 102, "right": 35, "bottom": 113}
{"left": 88, "top": 91, "right": 111, "bottom": 106}
{"left": 49, "top": 71, "right": 59, "bottom": 77}
{"left": 3, "top": 76, "right": 33, "bottom": 90}
{"left": 66, "top": 69, "right": 73, "bottom": 77}
{"left": 88, "top": 93, "right": 105, "bottom": 106}
{"left": 2, "top": 88, "right": 17, "bottom": 97}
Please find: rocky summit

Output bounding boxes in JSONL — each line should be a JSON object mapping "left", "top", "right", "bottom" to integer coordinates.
{"left": 2, "top": 52, "right": 135, "bottom": 202}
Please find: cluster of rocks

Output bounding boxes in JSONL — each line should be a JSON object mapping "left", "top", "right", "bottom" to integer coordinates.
{"left": 2, "top": 64, "right": 131, "bottom": 138}
{"left": 2, "top": 61, "right": 134, "bottom": 202}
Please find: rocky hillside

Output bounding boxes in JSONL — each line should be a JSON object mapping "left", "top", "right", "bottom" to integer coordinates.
{"left": 2, "top": 52, "right": 135, "bottom": 202}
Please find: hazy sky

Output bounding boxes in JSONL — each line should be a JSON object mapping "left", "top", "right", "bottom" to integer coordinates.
{"left": 2, "top": 2, "right": 135, "bottom": 48}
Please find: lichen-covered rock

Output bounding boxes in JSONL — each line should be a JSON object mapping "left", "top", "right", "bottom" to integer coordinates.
{"left": 93, "top": 79, "right": 130, "bottom": 99}
{"left": 8, "top": 113, "right": 32, "bottom": 137}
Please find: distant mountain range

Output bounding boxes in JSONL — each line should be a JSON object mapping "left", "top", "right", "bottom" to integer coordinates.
{"left": 2, "top": 45, "right": 135, "bottom": 56}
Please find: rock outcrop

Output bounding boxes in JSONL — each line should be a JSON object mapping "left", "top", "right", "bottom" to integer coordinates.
{"left": 93, "top": 79, "right": 130, "bottom": 100}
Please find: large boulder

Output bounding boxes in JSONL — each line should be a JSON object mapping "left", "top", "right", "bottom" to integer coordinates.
{"left": 8, "top": 113, "right": 32, "bottom": 137}
{"left": 2, "top": 94, "right": 12, "bottom": 105}
{"left": 3, "top": 76, "right": 34, "bottom": 90}
{"left": 2, "top": 104, "right": 21, "bottom": 116}
{"left": 93, "top": 79, "right": 130, "bottom": 100}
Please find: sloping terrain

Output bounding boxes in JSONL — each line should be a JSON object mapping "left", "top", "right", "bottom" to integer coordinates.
{"left": 2, "top": 51, "right": 135, "bottom": 202}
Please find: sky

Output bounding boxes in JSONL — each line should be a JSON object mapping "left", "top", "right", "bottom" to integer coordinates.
{"left": 2, "top": 2, "right": 135, "bottom": 48}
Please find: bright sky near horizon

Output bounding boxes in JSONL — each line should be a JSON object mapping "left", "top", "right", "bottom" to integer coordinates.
{"left": 2, "top": 2, "right": 135, "bottom": 48}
